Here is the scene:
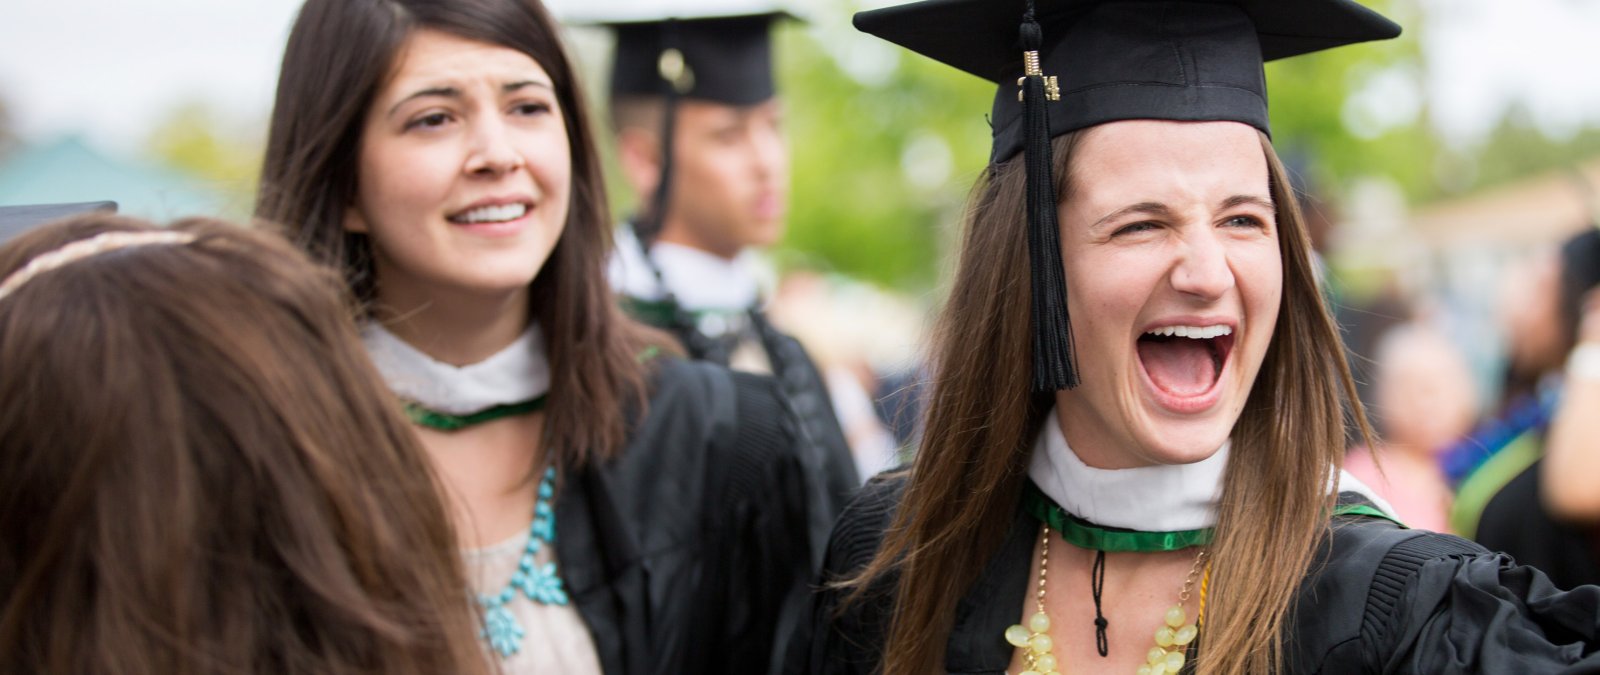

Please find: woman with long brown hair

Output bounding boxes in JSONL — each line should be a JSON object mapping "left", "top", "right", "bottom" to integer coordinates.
{"left": 255, "top": 0, "right": 818, "bottom": 673}
{"left": 0, "top": 214, "right": 488, "bottom": 675}
{"left": 795, "top": 1, "right": 1600, "bottom": 673}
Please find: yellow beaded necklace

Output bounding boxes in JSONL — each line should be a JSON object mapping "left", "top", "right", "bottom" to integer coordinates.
{"left": 1004, "top": 523, "right": 1210, "bottom": 675}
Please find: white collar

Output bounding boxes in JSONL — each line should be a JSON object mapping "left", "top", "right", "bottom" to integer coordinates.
{"left": 607, "top": 226, "right": 764, "bottom": 311}
{"left": 1027, "top": 408, "right": 1395, "bottom": 531}
{"left": 361, "top": 322, "right": 550, "bottom": 415}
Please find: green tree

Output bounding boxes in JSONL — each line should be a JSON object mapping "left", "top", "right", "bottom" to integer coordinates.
{"left": 142, "top": 101, "right": 262, "bottom": 219}
{"left": 1263, "top": 0, "right": 1442, "bottom": 200}
{"left": 778, "top": 17, "right": 992, "bottom": 291}
{"left": 775, "top": 0, "right": 1449, "bottom": 290}
{"left": 1463, "top": 107, "right": 1600, "bottom": 196}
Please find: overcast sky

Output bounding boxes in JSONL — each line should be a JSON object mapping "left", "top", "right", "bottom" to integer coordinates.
{"left": 0, "top": 0, "right": 1596, "bottom": 156}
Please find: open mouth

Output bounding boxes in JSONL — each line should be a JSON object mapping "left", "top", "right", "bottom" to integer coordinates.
{"left": 1136, "top": 325, "right": 1234, "bottom": 398}
{"left": 447, "top": 202, "right": 529, "bottom": 225}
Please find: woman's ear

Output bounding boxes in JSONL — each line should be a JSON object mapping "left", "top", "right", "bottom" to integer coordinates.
{"left": 616, "top": 127, "right": 662, "bottom": 201}
{"left": 342, "top": 205, "right": 370, "bottom": 234}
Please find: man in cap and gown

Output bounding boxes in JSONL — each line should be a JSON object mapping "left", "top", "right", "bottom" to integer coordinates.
{"left": 576, "top": 2, "right": 860, "bottom": 563}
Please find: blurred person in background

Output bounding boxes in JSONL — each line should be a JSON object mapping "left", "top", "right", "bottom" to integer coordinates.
{"left": 1458, "top": 227, "right": 1600, "bottom": 590}
{"left": 255, "top": 0, "right": 821, "bottom": 671}
{"left": 0, "top": 214, "right": 487, "bottom": 675}
{"left": 1440, "top": 251, "right": 1563, "bottom": 526}
{"left": 594, "top": 4, "right": 861, "bottom": 525}
{"left": 769, "top": 268, "right": 916, "bottom": 480}
{"left": 1345, "top": 323, "right": 1479, "bottom": 533}
{"left": 1542, "top": 289, "right": 1600, "bottom": 523}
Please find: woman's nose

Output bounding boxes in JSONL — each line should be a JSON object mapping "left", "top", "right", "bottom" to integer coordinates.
{"left": 465, "top": 118, "right": 524, "bottom": 176}
{"left": 1169, "top": 229, "right": 1236, "bottom": 301}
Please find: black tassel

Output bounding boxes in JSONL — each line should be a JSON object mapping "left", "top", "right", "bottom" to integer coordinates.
{"left": 636, "top": 20, "right": 683, "bottom": 246}
{"left": 639, "top": 86, "right": 678, "bottom": 245}
{"left": 1019, "top": 12, "right": 1079, "bottom": 391}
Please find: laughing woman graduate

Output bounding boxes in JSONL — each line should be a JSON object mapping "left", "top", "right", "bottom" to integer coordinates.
{"left": 256, "top": 0, "right": 817, "bottom": 672}
{"left": 794, "top": 1, "right": 1600, "bottom": 674}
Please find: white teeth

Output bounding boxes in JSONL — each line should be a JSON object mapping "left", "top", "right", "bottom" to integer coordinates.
{"left": 454, "top": 203, "right": 527, "bottom": 224}
{"left": 1144, "top": 324, "right": 1232, "bottom": 339}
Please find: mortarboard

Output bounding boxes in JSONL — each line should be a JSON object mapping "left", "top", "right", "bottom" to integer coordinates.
{"left": 0, "top": 202, "right": 118, "bottom": 245}
{"left": 855, "top": 0, "right": 1401, "bottom": 391}
{"left": 607, "top": 13, "right": 787, "bottom": 105}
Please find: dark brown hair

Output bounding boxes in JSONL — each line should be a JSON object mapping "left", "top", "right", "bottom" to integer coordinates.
{"left": 846, "top": 131, "right": 1370, "bottom": 674}
{"left": 0, "top": 215, "right": 488, "bottom": 675}
{"left": 256, "top": 0, "right": 670, "bottom": 467}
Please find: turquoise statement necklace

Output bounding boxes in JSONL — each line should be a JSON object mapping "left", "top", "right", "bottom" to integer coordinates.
{"left": 478, "top": 466, "right": 569, "bottom": 657}
{"left": 405, "top": 397, "right": 570, "bottom": 659}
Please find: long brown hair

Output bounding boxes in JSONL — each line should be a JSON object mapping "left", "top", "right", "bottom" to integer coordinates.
{"left": 256, "top": 0, "right": 670, "bottom": 467}
{"left": 0, "top": 215, "right": 488, "bottom": 675}
{"left": 846, "top": 131, "right": 1369, "bottom": 674}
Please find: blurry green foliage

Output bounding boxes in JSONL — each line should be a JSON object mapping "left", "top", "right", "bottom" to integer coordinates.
{"left": 771, "top": 0, "right": 1472, "bottom": 291}
{"left": 777, "top": 18, "right": 993, "bottom": 292}
{"left": 1466, "top": 109, "right": 1600, "bottom": 193}
{"left": 1264, "top": 0, "right": 1439, "bottom": 201}
{"left": 595, "top": 16, "right": 995, "bottom": 293}
{"left": 143, "top": 101, "right": 262, "bottom": 219}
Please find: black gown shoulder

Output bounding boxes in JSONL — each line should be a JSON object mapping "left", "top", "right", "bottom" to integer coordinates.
{"left": 1298, "top": 509, "right": 1600, "bottom": 673}
{"left": 624, "top": 295, "right": 862, "bottom": 562}
{"left": 794, "top": 475, "right": 1600, "bottom": 674}
{"left": 788, "top": 473, "right": 908, "bottom": 675}
{"left": 556, "top": 357, "right": 816, "bottom": 675}
{"left": 1476, "top": 458, "right": 1600, "bottom": 590}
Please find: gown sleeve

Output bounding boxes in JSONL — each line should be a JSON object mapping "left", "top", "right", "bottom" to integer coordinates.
{"left": 785, "top": 474, "right": 905, "bottom": 675}
{"left": 1375, "top": 534, "right": 1600, "bottom": 672}
{"left": 701, "top": 371, "right": 821, "bottom": 675}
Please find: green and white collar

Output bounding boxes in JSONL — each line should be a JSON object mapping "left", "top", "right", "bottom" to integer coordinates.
{"left": 362, "top": 322, "right": 549, "bottom": 416}
{"left": 608, "top": 226, "right": 767, "bottom": 311}
{"left": 1028, "top": 408, "right": 1393, "bottom": 533}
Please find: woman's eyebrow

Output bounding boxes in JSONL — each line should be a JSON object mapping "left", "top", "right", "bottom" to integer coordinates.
{"left": 385, "top": 79, "right": 551, "bottom": 119}
{"left": 1092, "top": 201, "right": 1171, "bottom": 229}
{"left": 502, "top": 79, "right": 552, "bottom": 94}
{"left": 387, "top": 86, "right": 460, "bottom": 118}
{"left": 1219, "top": 194, "right": 1275, "bottom": 211}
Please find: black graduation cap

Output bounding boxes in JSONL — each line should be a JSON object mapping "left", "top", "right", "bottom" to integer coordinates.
{"left": 855, "top": 0, "right": 1400, "bottom": 391}
{"left": 0, "top": 201, "right": 118, "bottom": 245}
{"left": 608, "top": 13, "right": 786, "bottom": 105}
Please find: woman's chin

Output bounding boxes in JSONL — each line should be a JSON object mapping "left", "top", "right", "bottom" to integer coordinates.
{"left": 1132, "top": 416, "right": 1233, "bottom": 465}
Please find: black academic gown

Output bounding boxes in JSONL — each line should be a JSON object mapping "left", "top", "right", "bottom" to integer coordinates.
{"left": 793, "top": 475, "right": 1600, "bottom": 674}
{"left": 555, "top": 358, "right": 815, "bottom": 675}
{"left": 1476, "top": 459, "right": 1600, "bottom": 591}
{"left": 622, "top": 295, "right": 861, "bottom": 567}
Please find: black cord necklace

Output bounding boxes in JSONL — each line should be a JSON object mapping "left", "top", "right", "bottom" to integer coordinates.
{"left": 1091, "top": 548, "right": 1109, "bottom": 657}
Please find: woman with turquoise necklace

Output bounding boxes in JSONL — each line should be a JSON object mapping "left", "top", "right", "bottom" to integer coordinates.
{"left": 256, "top": 0, "right": 818, "bottom": 672}
{"left": 793, "top": 1, "right": 1600, "bottom": 674}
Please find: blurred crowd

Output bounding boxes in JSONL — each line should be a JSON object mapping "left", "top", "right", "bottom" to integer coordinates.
{"left": 1326, "top": 215, "right": 1600, "bottom": 589}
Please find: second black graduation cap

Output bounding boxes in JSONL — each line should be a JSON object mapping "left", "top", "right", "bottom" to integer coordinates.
{"left": 854, "top": 0, "right": 1400, "bottom": 391}
{"left": 608, "top": 13, "right": 787, "bottom": 105}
